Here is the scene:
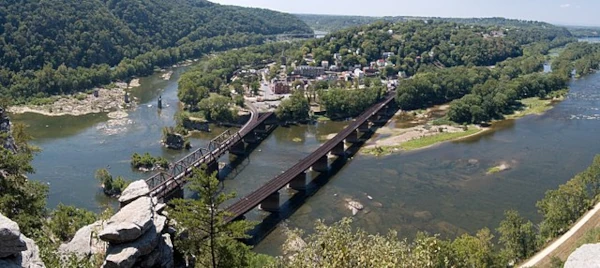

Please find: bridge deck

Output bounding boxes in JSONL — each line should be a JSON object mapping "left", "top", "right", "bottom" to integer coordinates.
{"left": 224, "top": 94, "right": 395, "bottom": 223}
{"left": 147, "top": 109, "right": 273, "bottom": 199}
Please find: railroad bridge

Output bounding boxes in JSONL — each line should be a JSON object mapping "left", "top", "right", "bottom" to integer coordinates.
{"left": 146, "top": 110, "right": 277, "bottom": 201}
{"left": 224, "top": 94, "right": 397, "bottom": 223}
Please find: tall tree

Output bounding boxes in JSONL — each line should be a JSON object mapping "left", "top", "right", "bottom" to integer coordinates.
{"left": 497, "top": 210, "right": 538, "bottom": 264}
{"left": 169, "top": 167, "right": 255, "bottom": 268}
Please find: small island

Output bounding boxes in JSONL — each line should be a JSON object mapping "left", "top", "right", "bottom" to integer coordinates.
{"left": 131, "top": 152, "right": 169, "bottom": 172}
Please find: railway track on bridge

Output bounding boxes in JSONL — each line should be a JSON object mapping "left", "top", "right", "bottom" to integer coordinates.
{"left": 224, "top": 94, "right": 396, "bottom": 223}
{"left": 146, "top": 101, "right": 275, "bottom": 200}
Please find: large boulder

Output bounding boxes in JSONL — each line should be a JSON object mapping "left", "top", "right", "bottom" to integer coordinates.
{"left": 59, "top": 220, "right": 107, "bottom": 258}
{"left": 565, "top": 243, "right": 600, "bottom": 268}
{"left": 154, "top": 215, "right": 167, "bottom": 235}
{"left": 118, "top": 180, "right": 150, "bottom": 205}
{"left": 103, "top": 225, "right": 159, "bottom": 268}
{"left": 0, "top": 213, "right": 27, "bottom": 258}
{"left": 99, "top": 197, "right": 154, "bottom": 244}
{"left": 0, "top": 229, "right": 45, "bottom": 268}
{"left": 158, "top": 234, "right": 174, "bottom": 268}
{"left": 17, "top": 236, "right": 45, "bottom": 268}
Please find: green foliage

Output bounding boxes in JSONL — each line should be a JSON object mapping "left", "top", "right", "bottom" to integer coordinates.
{"left": 0, "top": 122, "right": 47, "bottom": 236}
{"left": 552, "top": 42, "right": 600, "bottom": 78}
{"left": 451, "top": 228, "right": 498, "bottom": 267}
{"left": 169, "top": 166, "right": 256, "bottom": 268}
{"left": 131, "top": 152, "right": 169, "bottom": 170}
{"left": 198, "top": 94, "right": 238, "bottom": 123}
{"left": 297, "top": 14, "right": 567, "bottom": 33}
{"left": 537, "top": 155, "right": 600, "bottom": 241}
{"left": 0, "top": 0, "right": 311, "bottom": 103}
{"left": 276, "top": 91, "right": 310, "bottom": 122}
{"left": 95, "top": 168, "right": 129, "bottom": 196}
{"left": 497, "top": 210, "right": 538, "bottom": 263}
{"left": 278, "top": 217, "right": 499, "bottom": 268}
{"left": 48, "top": 204, "right": 97, "bottom": 242}
{"left": 320, "top": 86, "right": 384, "bottom": 119}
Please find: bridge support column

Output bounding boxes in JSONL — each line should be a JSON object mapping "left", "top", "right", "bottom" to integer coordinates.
{"left": 229, "top": 140, "right": 246, "bottom": 155}
{"left": 330, "top": 141, "right": 345, "bottom": 157}
{"left": 346, "top": 130, "right": 360, "bottom": 144}
{"left": 244, "top": 131, "right": 258, "bottom": 144}
{"left": 288, "top": 172, "right": 306, "bottom": 191}
{"left": 358, "top": 121, "right": 370, "bottom": 133}
{"left": 311, "top": 155, "right": 329, "bottom": 173}
{"left": 255, "top": 123, "right": 267, "bottom": 134}
{"left": 259, "top": 192, "right": 280, "bottom": 213}
{"left": 205, "top": 160, "right": 219, "bottom": 176}
{"left": 160, "top": 187, "right": 184, "bottom": 207}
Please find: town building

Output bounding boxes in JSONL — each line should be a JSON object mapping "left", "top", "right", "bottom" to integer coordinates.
{"left": 321, "top": 61, "right": 330, "bottom": 69}
{"left": 271, "top": 80, "right": 291, "bottom": 94}
{"left": 294, "top": 65, "right": 325, "bottom": 78}
{"left": 353, "top": 68, "right": 364, "bottom": 80}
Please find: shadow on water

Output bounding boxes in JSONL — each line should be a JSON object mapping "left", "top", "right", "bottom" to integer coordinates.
{"left": 244, "top": 114, "right": 391, "bottom": 246}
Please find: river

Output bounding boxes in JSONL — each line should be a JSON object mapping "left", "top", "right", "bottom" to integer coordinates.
{"left": 10, "top": 64, "right": 600, "bottom": 256}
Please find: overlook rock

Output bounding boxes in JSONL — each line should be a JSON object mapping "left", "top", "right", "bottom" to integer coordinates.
{"left": 0, "top": 213, "right": 45, "bottom": 268}
{"left": 99, "top": 196, "right": 154, "bottom": 244}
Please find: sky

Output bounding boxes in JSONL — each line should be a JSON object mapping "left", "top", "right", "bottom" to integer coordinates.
{"left": 209, "top": 0, "right": 600, "bottom": 27}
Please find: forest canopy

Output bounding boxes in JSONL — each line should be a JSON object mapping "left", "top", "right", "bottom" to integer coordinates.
{"left": 0, "top": 0, "right": 312, "bottom": 103}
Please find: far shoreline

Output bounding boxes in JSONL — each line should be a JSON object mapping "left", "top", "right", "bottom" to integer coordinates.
{"left": 361, "top": 92, "right": 568, "bottom": 157}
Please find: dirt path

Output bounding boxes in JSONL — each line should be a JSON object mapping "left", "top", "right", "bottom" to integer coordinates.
{"left": 519, "top": 202, "right": 600, "bottom": 267}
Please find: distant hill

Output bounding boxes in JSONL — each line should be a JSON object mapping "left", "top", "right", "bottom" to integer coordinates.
{"left": 0, "top": 0, "right": 312, "bottom": 102}
{"left": 296, "top": 14, "right": 558, "bottom": 32}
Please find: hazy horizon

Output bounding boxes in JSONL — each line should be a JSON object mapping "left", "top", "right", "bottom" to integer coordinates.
{"left": 209, "top": 0, "right": 600, "bottom": 27}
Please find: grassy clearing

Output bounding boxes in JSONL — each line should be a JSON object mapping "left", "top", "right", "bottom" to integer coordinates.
{"left": 400, "top": 126, "right": 482, "bottom": 151}
{"left": 313, "top": 115, "right": 331, "bottom": 122}
{"left": 502, "top": 89, "right": 568, "bottom": 120}
{"left": 487, "top": 166, "right": 503, "bottom": 174}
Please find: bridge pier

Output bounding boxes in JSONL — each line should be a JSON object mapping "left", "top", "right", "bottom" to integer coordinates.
{"left": 255, "top": 123, "right": 268, "bottom": 134}
{"left": 162, "top": 187, "right": 184, "bottom": 205}
{"left": 358, "top": 121, "right": 370, "bottom": 133}
{"left": 205, "top": 160, "right": 219, "bottom": 176}
{"left": 229, "top": 140, "right": 246, "bottom": 155}
{"left": 330, "top": 141, "right": 345, "bottom": 157}
{"left": 259, "top": 192, "right": 280, "bottom": 212}
{"left": 346, "top": 130, "right": 360, "bottom": 144}
{"left": 244, "top": 131, "right": 258, "bottom": 144}
{"left": 311, "top": 155, "right": 329, "bottom": 173}
{"left": 288, "top": 172, "right": 306, "bottom": 191}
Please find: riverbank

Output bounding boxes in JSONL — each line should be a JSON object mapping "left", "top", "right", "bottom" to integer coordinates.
{"left": 8, "top": 80, "right": 140, "bottom": 117}
{"left": 362, "top": 94, "right": 567, "bottom": 156}
{"left": 520, "top": 202, "right": 600, "bottom": 268}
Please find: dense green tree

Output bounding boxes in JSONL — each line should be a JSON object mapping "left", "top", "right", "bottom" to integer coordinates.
{"left": 198, "top": 94, "right": 238, "bottom": 123}
{"left": 497, "top": 210, "right": 538, "bottom": 263}
{"left": 169, "top": 167, "right": 256, "bottom": 268}
{"left": 276, "top": 91, "right": 310, "bottom": 122}
{"left": 451, "top": 228, "right": 497, "bottom": 267}
{"left": 48, "top": 204, "right": 97, "bottom": 242}
{"left": 0, "top": 0, "right": 312, "bottom": 103}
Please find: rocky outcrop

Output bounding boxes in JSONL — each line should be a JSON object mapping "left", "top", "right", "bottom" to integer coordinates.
{"left": 99, "top": 196, "right": 154, "bottom": 244}
{"left": 58, "top": 220, "right": 107, "bottom": 258}
{"left": 118, "top": 180, "right": 150, "bottom": 206}
{"left": 0, "top": 213, "right": 45, "bottom": 268}
{"left": 565, "top": 243, "right": 600, "bottom": 268}
{"left": 96, "top": 195, "right": 174, "bottom": 268}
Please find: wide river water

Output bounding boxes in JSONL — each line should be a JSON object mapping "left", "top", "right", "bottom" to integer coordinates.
{"left": 10, "top": 64, "right": 600, "bottom": 256}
